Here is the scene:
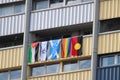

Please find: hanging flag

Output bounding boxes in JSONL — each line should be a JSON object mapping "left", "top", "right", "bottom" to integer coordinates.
{"left": 71, "top": 36, "right": 83, "bottom": 56}
{"left": 39, "top": 41, "right": 48, "bottom": 61}
{"left": 48, "top": 39, "right": 61, "bottom": 60}
{"left": 28, "top": 42, "right": 39, "bottom": 63}
{"left": 61, "top": 38, "right": 71, "bottom": 58}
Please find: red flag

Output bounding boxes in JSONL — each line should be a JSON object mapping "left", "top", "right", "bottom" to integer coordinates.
{"left": 71, "top": 36, "right": 82, "bottom": 56}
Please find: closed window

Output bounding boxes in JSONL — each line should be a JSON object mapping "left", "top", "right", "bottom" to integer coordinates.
{"left": 101, "top": 56, "right": 115, "bottom": 67}
{"left": 10, "top": 70, "right": 21, "bottom": 80}
{"left": 46, "top": 64, "right": 59, "bottom": 74}
{"left": 118, "top": 55, "right": 120, "bottom": 64}
{"left": 0, "top": 70, "right": 21, "bottom": 80}
{"left": 32, "top": 66, "right": 45, "bottom": 76}
{"left": 63, "top": 61, "right": 78, "bottom": 72}
{"left": 79, "top": 59, "right": 91, "bottom": 69}
{"left": 81, "top": 0, "right": 93, "bottom": 2}
{"left": 33, "top": 0, "right": 49, "bottom": 10}
{"left": 50, "top": 0, "right": 63, "bottom": 8}
{"left": 15, "top": 4, "right": 25, "bottom": 13}
{"left": 0, "top": 3, "right": 25, "bottom": 16}
{"left": 31, "top": 64, "right": 59, "bottom": 76}
{"left": 0, "top": 72, "right": 8, "bottom": 80}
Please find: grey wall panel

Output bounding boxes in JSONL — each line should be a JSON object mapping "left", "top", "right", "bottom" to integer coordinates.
{"left": 30, "top": 2, "right": 93, "bottom": 31}
{"left": 97, "top": 66, "right": 120, "bottom": 80}
{"left": 0, "top": 0, "right": 23, "bottom": 4}
{"left": 0, "top": 14, "right": 25, "bottom": 36}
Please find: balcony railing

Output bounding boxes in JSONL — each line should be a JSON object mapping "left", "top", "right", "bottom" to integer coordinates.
{"left": 30, "top": 2, "right": 93, "bottom": 31}
{"left": 0, "top": 13, "right": 25, "bottom": 36}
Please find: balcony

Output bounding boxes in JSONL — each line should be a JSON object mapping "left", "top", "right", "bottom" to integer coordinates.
{"left": 30, "top": 2, "right": 93, "bottom": 31}
{"left": 0, "top": 13, "right": 25, "bottom": 36}
{"left": 0, "top": 31, "right": 120, "bottom": 69}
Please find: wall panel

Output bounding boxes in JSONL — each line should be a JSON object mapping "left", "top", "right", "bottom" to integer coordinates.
{"left": 28, "top": 70, "right": 91, "bottom": 80}
{"left": 98, "top": 31, "right": 120, "bottom": 54}
{"left": 100, "top": 0, "right": 120, "bottom": 20}
{"left": 97, "top": 66, "right": 120, "bottom": 80}
{"left": 0, "top": 14, "right": 25, "bottom": 36}
{"left": 0, "top": 0, "right": 23, "bottom": 4}
{"left": 30, "top": 2, "right": 93, "bottom": 31}
{"left": 0, "top": 46, "right": 23, "bottom": 69}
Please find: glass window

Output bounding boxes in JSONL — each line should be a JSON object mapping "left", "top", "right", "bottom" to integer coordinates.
{"left": 10, "top": 70, "right": 21, "bottom": 80}
{"left": 79, "top": 59, "right": 91, "bottom": 69}
{"left": 67, "top": 0, "right": 76, "bottom": 4}
{"left": 0, "top": 72, "right": 8, "bottom": 80}
{"left": 31, "top": 66, "right": 45, "bottom": 76}
{"left": 81, "top": 0, "right": 92, "bottom": 2}
{"left": 15, "top": 4, "right": 25, "bottom": 13}
{"left": 1, "top": 5, "right": 14, "bottom": 16}
{"left": 35, "top": 0, "right": 49, "bottom": 10}
{"left": 50, "top": 0, "right": 63, "bottom": 8}
{"left": 118, "top": 55, "right": 120, "bottom": 64}
{"left": 46, "top": 64, "right": 59, "bottom": 74}
{"left": 101, "top": 56, "right": 115, "bottom": 67}
{"left": 63, "top": 61, "right": 78, "bottom": 72}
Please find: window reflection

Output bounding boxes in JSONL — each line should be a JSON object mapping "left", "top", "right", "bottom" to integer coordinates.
{"left": 102, "top": 56, "right": 115, "bottom": 67}
{"left": 46, "top": 64, "right": 59, "bottom": 74}
{"left": 32, "top": 66, "right": 45, "bottom": 76}
{"left": 0, "top": 72, "right": 8, "bottom": 80}
{"left": 10, "top": 70, "right": 21, "bottom": 80}
{"left": 79, "top": 59, "right": 91, "bottom": 69}
{"left": 63, "top": 61, "right": 78, "bottom": 72}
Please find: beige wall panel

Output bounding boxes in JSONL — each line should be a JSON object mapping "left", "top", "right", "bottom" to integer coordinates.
{"left": 100, "top": 0, "right": 120, "bottom": 20}
{"left": 82, "top": 36, "right": 92, "bottom": 56}
{"left": 98, "top": 32, "right": 120, "bottom": 54}
{"left": 28, "top": 70, "right": 91, "bottom": 80}
{"left": 0, "top": 46, "right": 23, "bottom": 69}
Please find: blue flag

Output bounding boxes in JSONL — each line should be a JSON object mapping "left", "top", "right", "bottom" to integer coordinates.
{"left": 39, "top": 41, "right": 48, "bottom": 61}
{"left": 48, "top": 39, "right": 61, "bottom": 60}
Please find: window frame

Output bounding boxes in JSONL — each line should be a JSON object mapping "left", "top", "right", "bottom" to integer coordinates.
{"left": 100, "top": 54, "right": 120, "bottom": 67}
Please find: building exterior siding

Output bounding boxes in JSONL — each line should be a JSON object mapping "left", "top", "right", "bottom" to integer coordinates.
{"left": 97, "top": 66, "right": 120, "bottom": 80}
{"left": 100, "top": 0, "right": 120, "bottom": 20}
{"left": 0, "top": 46, "right": 23, "bottom": 69}
{"left": 0, "top": 14, "right": 25, "bottom": 36}
{"left": 28, "top": 70, "right": 91, "bottom": 80}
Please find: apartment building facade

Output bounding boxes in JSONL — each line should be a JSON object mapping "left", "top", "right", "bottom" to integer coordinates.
{"left": 0, "top": 0, "right": 120, "bottom": 80}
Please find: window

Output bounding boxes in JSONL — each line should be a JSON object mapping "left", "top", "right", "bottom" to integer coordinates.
{"left": 1, "top": 5, "right": 14, "bottom": 16}
{"left": 10, "top": 70, "right": 21, "bottom": 80}
{"left": 101, "top": 56, "right": 115, "bottom": 67}
{"left": 31, "top": 64, "right": 59, "bottom": 76}
{"left": 46, "top": 64, "right": 59, "bottom": 74}
{"left": 0, "top": 72, "right": 8, "bottom": 80}
{"left": 63, "top": 61, "right": 78, "bottom": 72}
{"left": 15, "top": 4, "right": 25, "bottom": 13}
{"left": 0, "top": 70, "right": 21, "bottom": 80}
{"left": 33, "top": 0, "right": 49, "bottom": 10}
{"left": 67, "top": 0, "right": 76, "bottom": 5}
{"left": 0, "top": 3, "right": 25, "bottom": 16}
{"left": 100, "top": 18, "right": 120, "bottom": 32}
{"left": 50, "top": 0, "right": 63, "bottom": 8}
{"left": 118, "top": 55, "right": 120, "bottom": 64}
{"left": 79, "top": 59, "right": 91, "bottom": 69}
{"left": 81, "top": 0, "right": 93, "bottom": 2}
{"left": 32, "top": 66, "right": 45, "bottom": 76}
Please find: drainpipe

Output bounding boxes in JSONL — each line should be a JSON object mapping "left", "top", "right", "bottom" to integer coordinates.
{"left": 21, "top": 0, "right": 32, "bottom": 80}
{"left": 91, "top": 0, "right": 100, "bottom": 80}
